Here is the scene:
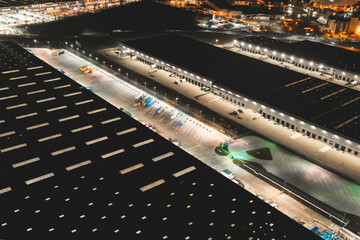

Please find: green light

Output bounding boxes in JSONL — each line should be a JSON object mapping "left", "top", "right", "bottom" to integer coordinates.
{"left": 228, "top": 149, "right": 252, "bottom": 161}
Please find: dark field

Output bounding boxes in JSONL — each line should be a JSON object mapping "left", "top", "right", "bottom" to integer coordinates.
{"left": 27, "top": 1, "right": 206, "bottom": 37}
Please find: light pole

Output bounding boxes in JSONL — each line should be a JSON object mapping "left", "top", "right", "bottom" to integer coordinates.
{"left": 282, "top": 180, "right": 287, "bottom": 193}
{"left": 212, "top": 117, "right": 215, "bottom": 127}
{"left": 176, "top": 97, "right": 178, "bottom": 105}
{"left": 145, "top": 82, "right": 147, "bottom": 88}
{"left": 200, "top": 110, "right": 202, "bottom": 117}
{"left": 34, "top": 39, "right": 37, "bottom": 48}
{"left": 187, "top": 104, "right": 189, "bottom": 113}
{"left": 154, "top": 86, "right": 156, "bottom": 92}
{"left": 110, "top": 64, "right": 112, "bottom": 71}
{"left": 47, "top": 41, "right": 49, "bottom": 48}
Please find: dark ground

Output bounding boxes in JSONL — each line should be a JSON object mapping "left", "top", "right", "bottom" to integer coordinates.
{"left": 26, "top": 1, "right": 206, "bottom": 37}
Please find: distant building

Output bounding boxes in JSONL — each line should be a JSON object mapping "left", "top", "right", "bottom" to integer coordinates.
{"left": 348, "top": 16, "right": 360, "bottom": 34}
{"left": 321, "top": 15, "right": 360, "bottom": 36}
{"left": 309, "top": 0, "right": 359, "bottom": 8}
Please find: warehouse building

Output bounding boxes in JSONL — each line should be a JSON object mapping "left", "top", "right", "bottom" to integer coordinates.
{"left": 120, "top": 34, "right": 360, "bottom": 158}
{"left": 0, "top": 41, "right": 320, "bottom": 238}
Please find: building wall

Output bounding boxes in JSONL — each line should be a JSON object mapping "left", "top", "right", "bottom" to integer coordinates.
{"left": 348, "top": 17, "right": 360, "bottom": 34}
{"left": 119, "top": 42, "right": 360, "bottom": 158}
{"left": 327, "top": 18, "right": 337, "bottom": 33}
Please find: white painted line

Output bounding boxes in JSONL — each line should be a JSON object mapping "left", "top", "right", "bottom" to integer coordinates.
{"left": 140, "top": 179, "right": 165, "bottom": 192}
{"left": 66, "top": 160, "right": 92, "bottom": 171}
{"left": 12, "top": 157, "right": 40, "bottom": 168}
{"left": 133, "top": 139, "right": 154, "bottom": 148}
{"left": 15, "top": 112, "right": 38, "bottom": 119}
{"left": 319, "top": 146, "right": 331, "bottom": 153}
{"left": 0, "top": 95, "right": 17, "bottom": 101}
{"left": 38, "top": 133, "right": 62, "bottom": 142}
{"left": 116, "top": 127, "right": 137, "bottom": 136}
{"left": 47, "top": 105, "right": 67, "bottom": 112}
{"left": 9, "top": 75, "right": 27, "bottom": 81}
{"left": 71, "top": 125, "right": 93, "bottom": 133}
{"left": 25, "top": 172, "right": 54, "bottom": 185}
{"left": 64, "top": 91, "right": 82, "bottom": 97}
{"left": 51, "top": 146, "right": 76, "bottom": 156}
{"left": 6, "top": 103, "right": 27, "bottom": 110}
{"left": 101, "top": 148, "right": 125, "bottom": 159}
{"left": 35, "top": 71, "right": 51, "bottom": 76}
{"left": 152, "top": 152, "right": 174, "bottom": 162}
{"left": 290, "top": 133, "right": 301, "bottom": 139}
{"left": 87, "top": 108, "right": 107, "bottom": 115}
{"left": 58, "top": 115, "right": 79, "bottom": 122}
{"left": 2, "top": 69, "right": 19, "bottom": 74}
{"left": 54, "top": 84, "right": 71, "bottom": 89}
{"left": 26, "top": 122, "right": 49, "bottom": 130}
{"left": 18, "top": 82, "right": 36, "bottom": 87}
{"left": 0, "top": 187, "right": 11, "bottom": 194}
{"left": 208, "top": 97, "right": 222, "bottom": 103}
{"left": 119, "top": 163, "right": 144, "bottom": 175}
{"left": 101, "top": 117, "right": 121, "bottom": 125}
{"left": 1, "top": 143, "right": 27, "bottom": 153}
{"left": 0, "top": 131, "right": 15, "bottom": 138}
{"left": 44, "top": 77, "right": 61, "bottom": 82}
{"left": 27, "top": 89, "right": 46, "bottom": 95}
{"left": 85, "top": 136, "right": 108, "bottom": 145}
{"left": 173, "top": 166, "right": 196, "bottom": 178}
{"left": 0, "top": 87, "right": 9, "bottom": 91}
{"left": 27, "top": 66, "right": 43, "bottom": 70}
{"left": 75, "top": 99, "right": 94, "bottom": 105}
{"left": 36, "top": 97, "right": 56, "bottom": 103}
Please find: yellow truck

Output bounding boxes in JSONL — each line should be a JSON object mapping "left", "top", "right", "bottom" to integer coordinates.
{"left": 80, "top": 65, "right": 87, "bottom": 71}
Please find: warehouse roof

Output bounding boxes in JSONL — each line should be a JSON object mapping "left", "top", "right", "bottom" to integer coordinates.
{"left": 0, "top": 41, "right": 319, "bottom": 239}
{"left": 122, "top": 34, "right": 360, "bottom": 142}
{"left": 238, "top": 36, "right": 360, "bottom": 74}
